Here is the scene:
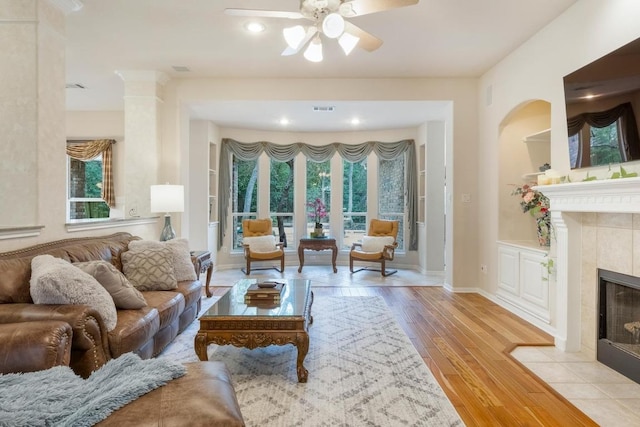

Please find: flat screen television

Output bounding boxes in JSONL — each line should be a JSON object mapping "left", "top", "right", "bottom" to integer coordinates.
{"left": 563, "top": 37, "right": 640, "bottom": 169}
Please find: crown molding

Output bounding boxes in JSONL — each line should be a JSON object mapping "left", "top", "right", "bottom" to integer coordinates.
{"left": 47, "top": 0, "right": 83, "bottom": 15}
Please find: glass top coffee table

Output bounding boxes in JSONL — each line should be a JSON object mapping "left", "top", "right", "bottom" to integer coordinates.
{"left": 195, "top": 278, "right": 314, "bottom": 382}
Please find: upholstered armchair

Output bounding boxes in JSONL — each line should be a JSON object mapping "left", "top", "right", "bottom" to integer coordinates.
{"left": 241, "top": 218, "right": 285, "bottom": 275}
{"left": 349, "top": 219, "right": 399, "bottom": 277}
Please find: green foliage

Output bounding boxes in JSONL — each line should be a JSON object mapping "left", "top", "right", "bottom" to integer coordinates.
{"left": 233, "top": 158, "right": 257, "bottom": 213}
{"left": 84, "top": 160, "right": 103, "bottom": 197}
{"left": 582, "top": 173, "right": 597, "bottom": 182}
{"left": 269, "top": 159, "right": 294, "bottom": 212}
{"left": 541, "top": 256, "right": 554, "bottom": 282}
{"left": 590, "top": 124, "right": 622, "bottom": 166}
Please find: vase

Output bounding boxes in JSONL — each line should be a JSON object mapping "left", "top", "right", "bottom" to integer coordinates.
{"left": 536, "top": 215, "right": 551, "bottom": 247}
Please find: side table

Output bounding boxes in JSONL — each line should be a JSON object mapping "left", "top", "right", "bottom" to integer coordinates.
{"left": 191, "top": 250, "right": 213, "bottom": 297}
{"left": 298, "top": 238, "right": 338, "bottom": 273}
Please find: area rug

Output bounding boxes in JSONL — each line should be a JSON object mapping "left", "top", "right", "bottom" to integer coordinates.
{"left": 160, "top": 295, "right": 463, "bottom": 426}
{"left": 0, "top": 352, "right": 186, "bottom": 427}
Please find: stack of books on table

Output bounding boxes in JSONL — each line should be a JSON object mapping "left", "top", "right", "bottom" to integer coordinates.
{"left": 244, "top": 281, "right": 285, "bottom": 306}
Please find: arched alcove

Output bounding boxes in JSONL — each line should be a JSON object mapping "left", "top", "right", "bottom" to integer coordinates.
{"left": 498, "top": 100, "right": 551, "bottom": 242}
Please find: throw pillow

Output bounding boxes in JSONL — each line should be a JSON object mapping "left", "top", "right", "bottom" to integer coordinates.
{"left": 29, "top": 255, "right": 117, "bottom": 331}
{"left": 128, "top": 239, "right": 197, "bottom": 281}
{"left": 73, "top": 260, "right": 147, "bottom": 309}
{"left": 121, "top": 246, "right": 177, "bottom": 291}
{"left": 361, "top": 236, "right": 395, "bottom": 253}
{"left": 243, "top": 235, "right": 277, "bottom": 252}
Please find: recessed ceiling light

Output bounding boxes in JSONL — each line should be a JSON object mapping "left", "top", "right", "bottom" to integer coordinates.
{"left": 280, "top": 118, "right": 290, "bottom": 126}
{"left": 245, "top": 22, "right": 265, "bottom": 33}
{"left": 351, "top": 118, "right": 361, "bottom": 125}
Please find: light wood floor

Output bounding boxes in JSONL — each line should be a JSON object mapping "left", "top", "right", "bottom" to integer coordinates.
{"left": 209, "top": 285, "right": 597, "bottom": 426}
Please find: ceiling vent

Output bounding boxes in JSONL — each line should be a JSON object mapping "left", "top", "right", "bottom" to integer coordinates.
{"left": 65, "top": 83, "right": 86, "bottom": 89}
{"left": 313, "top": 106, "right": 335, "bottom": 112}
{"left": 172, "top": 66, "right": 191, "bottom": 72}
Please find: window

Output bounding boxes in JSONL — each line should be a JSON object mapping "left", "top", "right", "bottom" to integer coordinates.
{"left": 379, "top": 155, "right": 406, "bottom": 251}
{"left": 67, "top": 155, "right": 110, "bottom": 220}
{"left": 342, "top": 159, "right": 367, "bottom": 249}
{"left": 232, "top": 156, "right": 258, "bottom": 250}
{"left": 570, "top": 121, "right": 622, "bottom": 168}
{"left": 270, "top": 158, "right": 294, "bottom": 247}
{"left": 306, "top": 159, "right": 331, "bottom": 236}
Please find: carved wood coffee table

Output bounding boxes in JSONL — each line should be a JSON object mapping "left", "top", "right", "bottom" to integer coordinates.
{"left": 195, "top": 279, "right": 314, "bottom": 382}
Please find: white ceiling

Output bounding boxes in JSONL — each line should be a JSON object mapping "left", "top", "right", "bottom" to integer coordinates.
{"left": 65, "top": 0, "right": 578, "bottom": 132}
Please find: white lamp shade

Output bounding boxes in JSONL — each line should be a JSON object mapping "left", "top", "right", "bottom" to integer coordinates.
{"left": 338, "top": 32, "right": 360, "bottom": 55}
{"left": 322, "top": 13, "right": 345, "bottom": 39}
{"left": 150, "top": 185, "right": 184, "bottom": 213}
{"left": 283, "top": 25, "right": 307, "bottom": 49}
{"left": 304, "top": 38, "right": 323, "bottom": 62}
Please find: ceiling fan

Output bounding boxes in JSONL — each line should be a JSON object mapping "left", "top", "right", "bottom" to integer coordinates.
{"left": 225, "top": 0, "right": 419, "bottom": 62}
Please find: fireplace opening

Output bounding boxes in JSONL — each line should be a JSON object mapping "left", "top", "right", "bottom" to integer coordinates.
{"left": 598, "top": 268, "right": 640, "bottom": 384}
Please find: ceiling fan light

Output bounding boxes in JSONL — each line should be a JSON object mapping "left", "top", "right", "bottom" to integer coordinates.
{"left": 304, "top": 38, "right": 323, "bottom": 62}
{"left": 322, "top": 13, "right": 345, "bottom": 39}
{"left": 338, "top": 32, "right": 359, "bottom": 55}
{"left": 283, "top": 25, "right": 306, "bottom": 49}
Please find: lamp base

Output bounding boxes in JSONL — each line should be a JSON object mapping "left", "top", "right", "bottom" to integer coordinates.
{"left": 159, "top": 214, "right": 176, "bottom": 241}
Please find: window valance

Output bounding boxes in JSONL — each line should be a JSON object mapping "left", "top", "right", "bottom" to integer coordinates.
{"left": 218, "top": 138, "right": 418, "bottom": 251}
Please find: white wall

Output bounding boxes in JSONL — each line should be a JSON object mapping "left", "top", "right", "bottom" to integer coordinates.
{"left": 477, "top": 0, "right": 640, "bottom": 297}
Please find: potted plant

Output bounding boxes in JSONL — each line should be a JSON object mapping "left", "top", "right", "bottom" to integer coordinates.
{"left": 511, "top": 184, "right": 551, "bottom": 246}
{"left": 307, "top": 198, "right": 327, "bottom": 237}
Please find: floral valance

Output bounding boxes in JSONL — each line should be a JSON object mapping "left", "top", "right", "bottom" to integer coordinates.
{"left": 218, "top": 138, "right": 418, "bottom": 251}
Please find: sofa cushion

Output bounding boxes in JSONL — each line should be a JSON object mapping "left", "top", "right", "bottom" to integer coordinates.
{"left": 141, "top": 291, "right": 185, "bottom": 330}
{"left": 121, "top": 246, "right": 177, "bottom": 291}
{"left": 361, "top": 236, "right": 395, "bottom": 253}
{"left": 108, "top": 306, "right": 160, "bottom": 358}
{"left": 128, "top": 239, "right": 196, "bottom": 281}
{"left": 29, "top": 255, "right": 118, "bottom": 331}
{"left": 74, "top": 260, "right": 147, "bottom": 310}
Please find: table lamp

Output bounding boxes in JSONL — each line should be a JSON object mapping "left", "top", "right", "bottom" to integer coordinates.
{"left": 150, "top": 184, "right": 184, "bottom": 241}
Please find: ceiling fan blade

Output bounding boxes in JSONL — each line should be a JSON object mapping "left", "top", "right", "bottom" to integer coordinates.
{"left": 224, "top": 8, "right": 304, "bottom": 19}
{"left": 281, "top": 27, "right": 318, "bottom": 56}
{"left": 344, "top": 21, "right": 383, "bottom": 52}
{"left": 342, "top": 0, "right": 419, "bottom": 17}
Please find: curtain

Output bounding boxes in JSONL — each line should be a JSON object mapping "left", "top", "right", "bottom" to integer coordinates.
{"left": 567, "top": 102, "right": 640, "bottom": 161}
{"left": 66, "top": 139, "right": 116, "bottom": 208}
{"left": 218, "top": 138, "right": 418, "bottom": 251}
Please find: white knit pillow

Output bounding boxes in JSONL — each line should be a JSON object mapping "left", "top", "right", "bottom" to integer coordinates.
{"left": 30, "top": 255, "right": 118, "bottom": 331}
{"left": 128, "top": 239, "right": 197, "bottom": 281}
{"left": 361, "top": 236, "right": 395, "bottom": 252}
{"left": 243, "top": 235, "right": 277, "bottom": 252}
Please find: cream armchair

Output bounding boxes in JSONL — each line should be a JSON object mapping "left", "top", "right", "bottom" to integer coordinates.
{"left": 241, "top": 218, "right": 285, "bottom": 275}
{"left": 349, "top": 219, "right": 399, "bottom": 277}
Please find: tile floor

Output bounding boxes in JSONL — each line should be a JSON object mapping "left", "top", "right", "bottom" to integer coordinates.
{"left": 209, "top": 265, "right": 445, "bottom": 287}
{"left": 207, "top": 266, "right": 640, "bottom": 426}
{"left": 511, "top": 346, "right": 640, "bottom": 426}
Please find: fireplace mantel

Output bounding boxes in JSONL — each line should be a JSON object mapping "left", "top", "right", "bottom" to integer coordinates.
{"left": 534, "top": 177, "right": 640, "bottom": 213}
{"left": 529, "top": 176, "right": 640, "bottom": 352}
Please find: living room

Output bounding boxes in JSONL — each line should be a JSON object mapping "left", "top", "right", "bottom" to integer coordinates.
{"left": 2, "top": 0, "right": 640, "bottom": 425}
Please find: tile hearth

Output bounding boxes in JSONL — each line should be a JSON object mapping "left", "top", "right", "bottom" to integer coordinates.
{"left": 511, "top": 346, "right": 640, "bottom": 426}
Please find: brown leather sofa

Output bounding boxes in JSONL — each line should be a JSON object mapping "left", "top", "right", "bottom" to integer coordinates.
{"left": 0, "top": 232, "right": 201, "bottom": 378}
{"left": 0, "top": 315, "right": 245, "bottom": 426}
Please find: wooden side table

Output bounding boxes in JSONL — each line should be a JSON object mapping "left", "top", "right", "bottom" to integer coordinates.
{"left": 191, "top": 251, "right": 213, "bottom": 297}
{"left": 297, "top": 238, "right": 338, "bottom": 273}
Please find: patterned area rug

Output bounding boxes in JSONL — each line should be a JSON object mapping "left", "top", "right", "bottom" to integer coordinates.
{"left": 159, "top": 295, "right": 463, "bottom": 426}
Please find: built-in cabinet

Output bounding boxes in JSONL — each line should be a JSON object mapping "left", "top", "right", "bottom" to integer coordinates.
{"left": 497, "top": 242, "right": 550, "bottom": 324}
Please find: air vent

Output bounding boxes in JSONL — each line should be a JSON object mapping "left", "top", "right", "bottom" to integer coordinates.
{"left": 313, "top": 106, "right": 335, "bottom": 112}
{"left": 65, "top": 83, "right": 86, "bottom": 89}
{"left": 172, "top": 66, "right": 191, "bottom": 72}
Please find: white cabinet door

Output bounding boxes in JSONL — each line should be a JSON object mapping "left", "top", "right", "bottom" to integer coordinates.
{"left": 498, "top": 245, "right": 520, "bottom": 297}
{"left": 520, "top": 250, "right": 550, "bottom": 321}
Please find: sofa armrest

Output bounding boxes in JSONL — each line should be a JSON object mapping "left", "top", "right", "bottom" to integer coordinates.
{"left": 0, "top": 303, "right": 110, "bottom": 377}
{"left": 0, "top": 320, "right": 72, "bottom": 374}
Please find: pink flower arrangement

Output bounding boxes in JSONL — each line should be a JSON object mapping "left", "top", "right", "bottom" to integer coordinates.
{"left": 511, "top": 184, "right": 549, "bottom": 217}
{"left": 307, "top": 198, "right": 327, "bottom": 224}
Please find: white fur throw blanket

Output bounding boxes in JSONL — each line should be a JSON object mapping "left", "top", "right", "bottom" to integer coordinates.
{"left": 0, "top": 353, "right": 186, "bottom": 427}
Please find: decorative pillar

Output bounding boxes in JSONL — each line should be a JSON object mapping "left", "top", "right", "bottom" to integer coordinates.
{"left": 115, "top": 70, "right": 169, "bottom": 219}
{"left": 0, "top": 0, "right": 69, "bottom": 228}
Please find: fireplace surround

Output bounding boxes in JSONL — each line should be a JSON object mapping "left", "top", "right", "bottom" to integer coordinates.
{"left": 534, "top": 177, "right": 640, "bottom": 352}
{"left": 598, "top": 268, "right": 640, "bottom": 383}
